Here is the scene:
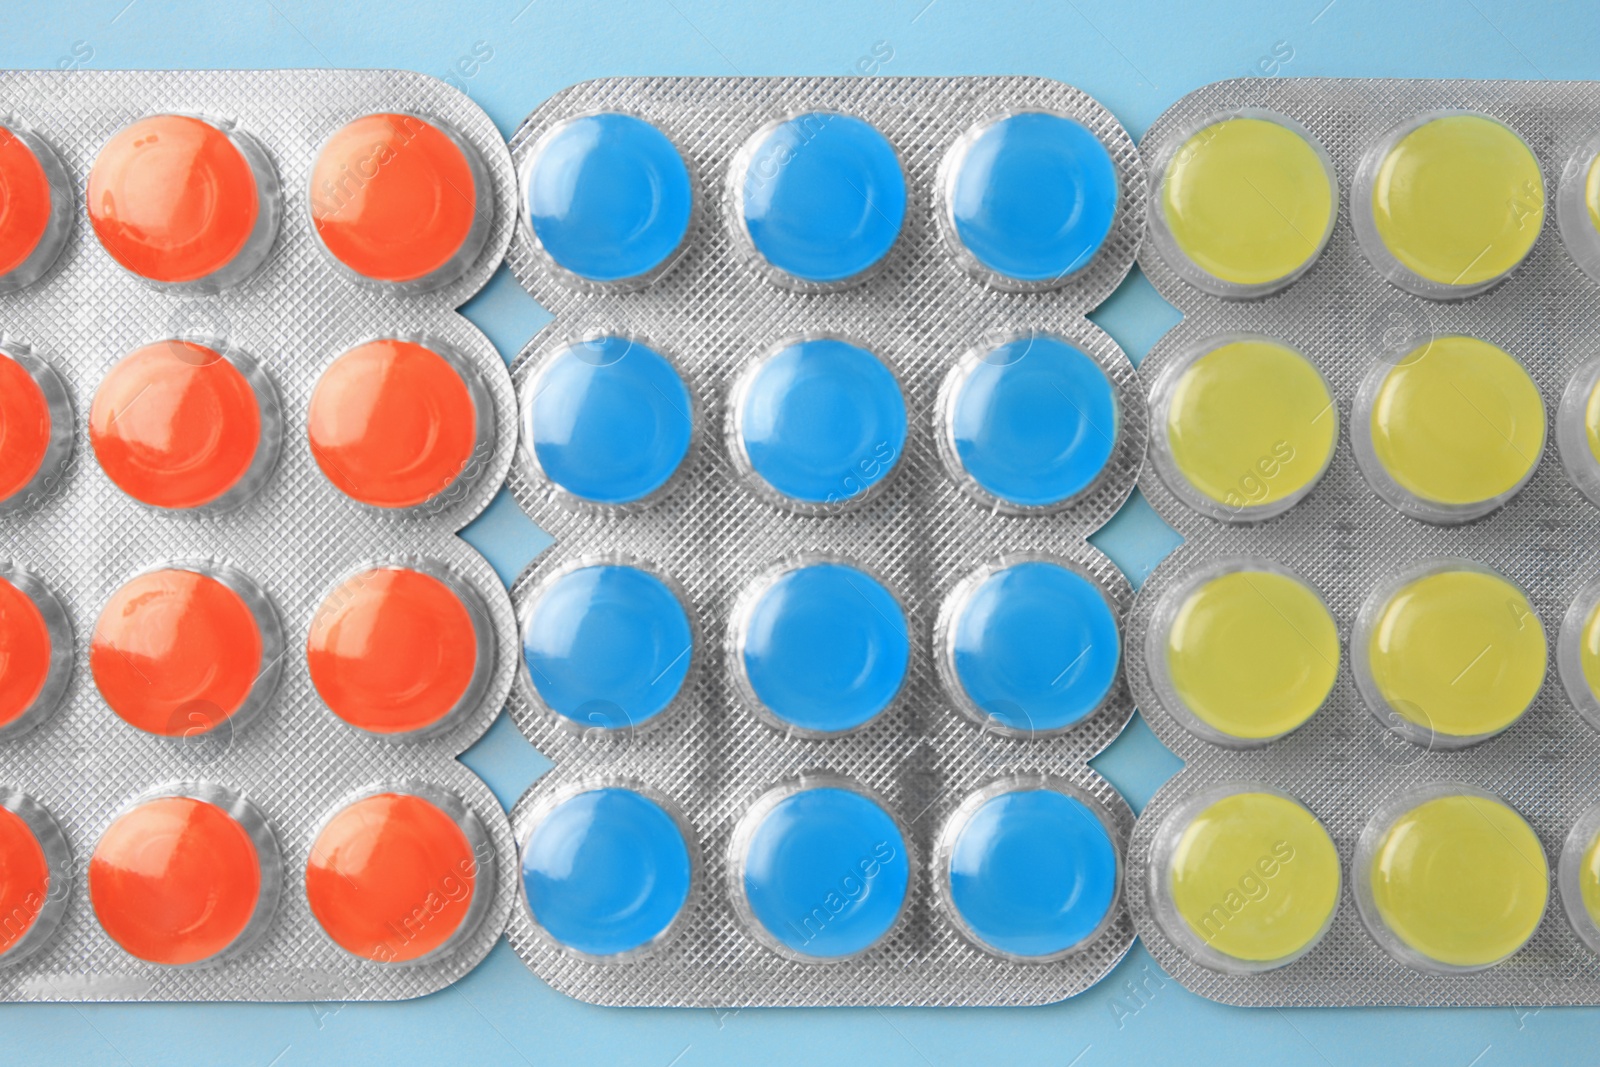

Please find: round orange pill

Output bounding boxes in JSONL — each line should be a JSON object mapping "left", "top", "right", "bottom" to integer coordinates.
{"left": 88, "top": 114, "right": 275, "bottom": 287}
{"left": 0, "top": 126, "right": 64, "bottom": 285}
{"left": 91, "top": 567, "right": 272, "bottom": 737}
{"left": 0, "top": 351, "right": 56, "bottom": 506}
{"left": 90, "top": 794, "right": 265, "bottom": 965}
{"left": 308, "top": 339, "right": 481, "bottom": 509}
{"left": 0, "top": 574, "right": 53, "bottom": 731}
{"left": 90, "top": 340, "right": 272, "bottom": 510}
{"left": 309, "top": 113, "right": 487, "bottom": 287}
{"left": 0, "top": 803, "right": 50, "bottom": 958}
{"left": 308, "top": 567, "right": 483, "bottom": 735}
{"left": 306, "top": 791, "right": 481, "bottom": 963}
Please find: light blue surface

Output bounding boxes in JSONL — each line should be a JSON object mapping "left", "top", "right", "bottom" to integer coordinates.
{"left": 738, "top": 561, "right": 909, "bottom": 733}
{"left": 950, "top": 560, "right": 1121, "bottom": 732}
{"left": 737, "top": 336, "right": 906, "bottom": 505}
{"left": 6, "top": 1, "right": 1600, "bottom": 1065}
{"left": 738, "top": 112, "right": 906, "bottom": 282}
{"left": 946, "top": 788, "right": 1119, "bottom": 959}
{"left": 737, "top": 786, "right": 909, "bottom": 959}
{"left": 520, "top": 563, "right": 692, "bottom": 729}
{"left": 521, "top": 787, "right": 693, "bottom": 957}
{"left": 524, "top": 335, "right": 693, "bottom": 504}
{"left": 947, "top": 111, "right": 1120, "bottom": 281}
{"left": 524, "top": 112, "right": 693, "bottom": 282}
{"left": 949, "top": 334, "right": 1119, "bottom": 507}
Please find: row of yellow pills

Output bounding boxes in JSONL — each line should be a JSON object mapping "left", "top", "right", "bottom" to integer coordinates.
{"left": 1146, "top": 333, "right": 1600, "bottom": 525}
{"left": 1146, "top": 557, "right": 1600, "bottom": 749}
{"left": 1152, "top": 109, "right": 1586, "bottom": 299}
{"left": 1148, "top": 783, "right": 1589, "bottom": 975}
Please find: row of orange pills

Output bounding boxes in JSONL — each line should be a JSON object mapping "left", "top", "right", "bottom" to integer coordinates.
{"left": 0, "top": 560, "right": 490, "bottom": 741}
{"left": 0, "top": 112, "right": 490, "bottom": 294}
{"left": 0, "top": 784, "right": 490, "bottom": 967}
{"left": 0, "top": 337, "right": 490, "bottom": 513}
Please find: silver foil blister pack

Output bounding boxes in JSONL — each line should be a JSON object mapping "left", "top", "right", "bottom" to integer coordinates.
{"left": 0, "top": 70, "right": 521, "bottom": 1001}
{"left": 1130, "top": 77, "right": 1600, "bottom": 1006}
{"left": 501, "top": 76, "right": 1147, "bottom": 1006}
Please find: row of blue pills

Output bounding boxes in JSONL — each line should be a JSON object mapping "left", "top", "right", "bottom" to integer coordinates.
{"left": 522, "top": 109, "right": 1122, "bottom": 287}
{"left": 519, "top": 778, "right": 1121, "bottom": 962}
{"left": 519, "top": 557, "right": 1121, "bottom": 736}
{"left": 522, "top": 333, "right": 1122, "bottom": 512}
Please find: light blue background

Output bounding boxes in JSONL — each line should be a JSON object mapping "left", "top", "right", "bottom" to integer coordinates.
{"left": 3, "top": 1, "right": 1598, "bottom": 1063}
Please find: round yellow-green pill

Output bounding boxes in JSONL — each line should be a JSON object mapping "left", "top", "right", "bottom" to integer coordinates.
{"left": 1367, "top": 793, "right": 1548, "bottom": 969}
{"left": 1578, "top": 830, "right": 1600, "bottom": 934}
{"left": 1587, "top": 153, "right": 1600, "bottom": 237}
{"left": 1163, "top": 568, "right": 1338, "bottom": 742}
{"left": 1579, "top": 599, "right": 1600, "bottom": 704}
{"left": 1167, "top": 791, "right": 1340, "bottom": 966}
{"left": 1583, "top": 372, "right": 1600, "bottom": 468}
{"left": 1367, "top": 336, "right": 1544, "bottom": 510}
{"left": 1161, "top": 116, "right": 1336, "bottom": 290}
{"left": 1364, "top": 567, "right": 1545, "bottom": 741}
{"left": 1369, "top": 114, "right": 1544, "bottom": 290}
{"left": 1163, "top": 339, "right": 1337, "bottom": 514}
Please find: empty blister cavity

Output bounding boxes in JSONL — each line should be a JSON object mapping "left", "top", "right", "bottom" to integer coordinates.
{"left": 935, "top": 778, "right": 1119, "bottom": 961}
{"left": 310, "top": 113, "right": 492, "bottom": 294}
{"left": 0, "top": 563, "right": 73, "bottom": 741}
{"left": 88, "top": 114, "right": 280, "bottom": 292}
{"left": 939, "top": 557, "right": 1120, "bottom": 736}
{"left": 940, "top": 332, "right": 1119, "bottom": 513}
{"left": 0, "top": 788, "right": 71, "bottom": 965}
{"left": 90, "top": 339, "right": 283, "bottom": 513}
{"left": 729, "top": 779, "right": 909, "bottom": 962}
{"left": 308, "top": 337, "right": 493, "bottom": 514}
{"left": 520, "top": 560, "right": 694, "bottom": 734}
{"left": 523, "top": 112, "right": 693, "bottom": 287}
{"left": 521, "top": 335, "right": 693, "bottom": 508}
{"left": 1354, "top": 112, "right": 1544, "bottom": 299}
{"left": 730, "top": 558, "right": 909, "bottom": 737}
{"left": 731, "top": 111, "right": 905, "bottom": 287}
{"left": 1353, "top": 334, "right": 1545, "bottom": 524}
{"left": 1147, "top": 559, "right": 1338, "bottom": 747}
{"left": 1148, "top": 785, "right": 1339, "bottom": 974}
{"left": 1353, "top": 560, "right": 1544, "bottom": 749}
{"left": 520, "top": 783, "right": 695, "bottom": 960}
{"left": 939, "top": 111, "right": 1118, "bottom": 290}
{"left": 306, "top": 785, "right": 493, "bottom": 965}
{"left": 0, "top": 123, "right": 72, "bottom": 293}
{"left": 1149, "top": 334, "right": 1337, "bottom": 522}
{"left": 90, "top": 562, "right": 285, "bottom": 739}
{"left": 730, "top": 336, "right": 906, "bottom": 510}
{"left": 1151, "top": 111, "right": 1336, "bottom": 298}
{"left": 0, "top": 343, "right": 74, "bottom": 512}
{"left": 308, "top": 562, "right": 494, "bottom": 740}
{"left": 1355, "top": 785, "right": 1548, "bottom": 973}
{"left": 89, "top": 783, "right": 283, "bottom": 967}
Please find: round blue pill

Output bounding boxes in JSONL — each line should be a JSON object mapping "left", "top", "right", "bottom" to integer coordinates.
{"left": 948, "top": 335, "right": 1117, "bottom": 508}
{"left": 522, "top": 788, "right": 693, "bottom": 957}
{"left": 739, "top": 786, "right": 909, "bottom": 959}
{"left": 949, "top": 561, "right": 1119, "bottom": 733}
{"left": 524, "top": 112, "right": 693, "bottom": 283}
{"left": 738, "top": 113, "right": 906, "bottom": 284}
{"left": 522, "top": 564, "right": 693, "bottom": 730}
{"left": 946, "top": 788, "right": 1118, "bottom": 958}
{"left": 526, "top": 336, "right": 693, "bottom": 505}
{"left": 740, "top": 563, "right": 909, "bottom": 734}
{"left": 946, "top": 111, "right": 1119, "bottom": 283}
{"left": 738, "top": 338, "right": 906, "bottom": 504}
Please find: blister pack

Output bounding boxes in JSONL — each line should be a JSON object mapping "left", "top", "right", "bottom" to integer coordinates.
{"left": 0, "top": 70, "right": 521, "bottom": 1001}
{"left": 500, "top": 76, "right": 1146, "bottom": 1006}
{"left": 1130, "top": 77, "right": 1600, "bottom": 1005}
